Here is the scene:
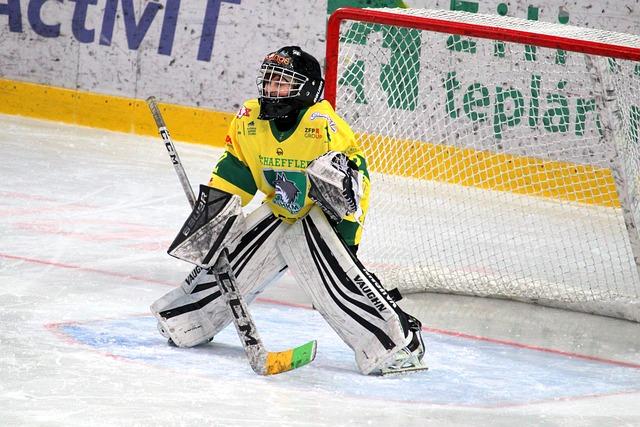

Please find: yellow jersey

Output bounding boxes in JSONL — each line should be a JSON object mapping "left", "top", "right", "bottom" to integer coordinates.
{"left": 209, "top": 99, "right": 370, "bottom": 246}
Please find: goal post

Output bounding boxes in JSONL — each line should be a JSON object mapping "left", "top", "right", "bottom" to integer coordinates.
{"left": 325, "top": 7, "right": 640, "bottom": 322}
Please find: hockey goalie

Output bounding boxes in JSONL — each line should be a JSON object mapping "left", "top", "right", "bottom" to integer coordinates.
{"left": 150, "top": 46, "right": 426, "bottom": 375}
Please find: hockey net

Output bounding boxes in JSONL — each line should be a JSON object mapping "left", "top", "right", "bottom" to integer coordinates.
{"left": 325, "top": 8, "right": 640, "bottom": 321}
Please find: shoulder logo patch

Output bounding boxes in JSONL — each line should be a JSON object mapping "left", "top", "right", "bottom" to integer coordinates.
{"left": 236, "top": 106, "right": 251, "bottom": 119}
{"left": 309, "top": 112, "right": 337, "bottom": 132}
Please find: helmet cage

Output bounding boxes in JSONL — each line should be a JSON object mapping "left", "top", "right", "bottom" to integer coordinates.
{"left": 256, "top": 63, "right": 308, "bottom": 100}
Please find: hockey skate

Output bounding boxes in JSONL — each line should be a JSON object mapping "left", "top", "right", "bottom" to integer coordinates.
{"left": 380, "top": 315, "right": 428, "bottom": 376}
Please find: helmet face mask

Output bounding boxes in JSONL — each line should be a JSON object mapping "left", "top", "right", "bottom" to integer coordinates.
{"left": 256, "top": 46, "right": 324, "bottom": 120}
{"left": 257, "top": 63, "right": 308, "bottom": 100}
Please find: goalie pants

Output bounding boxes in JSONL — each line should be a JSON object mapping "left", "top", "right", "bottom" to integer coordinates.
{"left": 151, "top": 204, "right": 414, "bottom": 374}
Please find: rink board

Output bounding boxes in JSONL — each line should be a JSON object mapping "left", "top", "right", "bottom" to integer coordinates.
{"left": 50, "top": 302, "right": 640, "bottom": 408}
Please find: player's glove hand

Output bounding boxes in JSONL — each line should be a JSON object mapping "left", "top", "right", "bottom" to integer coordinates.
{"left": 307, "top": 151, "right": 362, "bottom": 223}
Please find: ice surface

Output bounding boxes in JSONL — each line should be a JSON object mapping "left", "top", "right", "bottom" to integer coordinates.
{"left": 1, "top": 114, "right": 639, "bottom": 426}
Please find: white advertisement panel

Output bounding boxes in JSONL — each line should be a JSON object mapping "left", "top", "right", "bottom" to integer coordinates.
{"left": 0, "top": 0, "right": 637, "bottom": 112}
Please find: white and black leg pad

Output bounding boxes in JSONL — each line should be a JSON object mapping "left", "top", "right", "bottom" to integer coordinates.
{"left": 151, "top": 203, "right": 289, "bottom": 347}
{"left": 150, "top": 266, "right": 225, "bottom": 347}
{"left": 277, "top": 206, "right": 412, "bottom": 374}
{"left": 168, "top": 185, "right": 245, "bottom": 267}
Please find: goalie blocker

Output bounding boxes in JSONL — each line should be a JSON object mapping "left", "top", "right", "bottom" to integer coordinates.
{"left": 151, "top": 186, "right": 426, "bottom": 374}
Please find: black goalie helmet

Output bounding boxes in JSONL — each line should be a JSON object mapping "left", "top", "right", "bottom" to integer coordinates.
{"left": 256, "top": 46, "right": 325, "bottom": 120}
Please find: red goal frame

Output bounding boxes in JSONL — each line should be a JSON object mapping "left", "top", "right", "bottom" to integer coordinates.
{"left": 324, "top": 7, "right": 640, "bottom": 107}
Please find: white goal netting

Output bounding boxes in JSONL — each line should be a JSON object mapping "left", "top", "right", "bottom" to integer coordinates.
{"left": 328, "top": 8, "right": 640, "bottom": 321}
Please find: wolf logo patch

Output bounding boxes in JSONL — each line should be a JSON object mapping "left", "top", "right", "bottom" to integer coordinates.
{"left": 273, "top": 172, "right": 301, "bottom": 213}
{"left": 264, "top": 170, "right": 307, "bottom": 215}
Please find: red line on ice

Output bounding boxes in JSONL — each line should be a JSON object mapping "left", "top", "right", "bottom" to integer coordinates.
{"left": 0, "top": 252, "right": 175, "bottom": 286}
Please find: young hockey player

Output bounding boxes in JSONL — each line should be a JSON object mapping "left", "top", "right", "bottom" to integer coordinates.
{"left": 151, "top": 46, "right": 426, "bottom": 375}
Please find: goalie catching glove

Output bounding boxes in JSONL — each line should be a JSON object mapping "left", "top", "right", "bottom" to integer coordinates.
{"left": 307, "top": 151, "right": 363, "bottom": 223}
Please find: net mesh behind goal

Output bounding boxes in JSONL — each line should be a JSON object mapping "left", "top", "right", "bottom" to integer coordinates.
{"left": 326, "top": 8, "right": 640, "bottom": 321}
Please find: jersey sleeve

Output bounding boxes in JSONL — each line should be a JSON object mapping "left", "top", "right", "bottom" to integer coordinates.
{"left": 208, "top": 115, "right": 258, "bottom": 206}
{"left": 327, "top": 113, "right": 371, "bottom": 246}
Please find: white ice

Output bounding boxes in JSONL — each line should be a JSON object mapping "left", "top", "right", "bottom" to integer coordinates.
{"left": 1, "top": 114, "right": 639, "bottom": 426}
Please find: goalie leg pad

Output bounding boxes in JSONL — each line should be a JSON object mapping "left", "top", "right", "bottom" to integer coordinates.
{"left": 277, "top": 206, "right": 412, "bottom": 374}
{"left": 152, "top": 203, "right": 289, "bottom": 347}
{"left": 151, "top": 267, "right": 227, "bottom": 347}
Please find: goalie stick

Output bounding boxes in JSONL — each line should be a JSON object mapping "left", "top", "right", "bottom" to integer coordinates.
{"left": 146, "top": 96, "right": 317, "bottom": 375}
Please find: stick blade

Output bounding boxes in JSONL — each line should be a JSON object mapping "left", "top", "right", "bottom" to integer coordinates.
{"left": 261, "top": 340, "right": 317, "bottom": 376}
